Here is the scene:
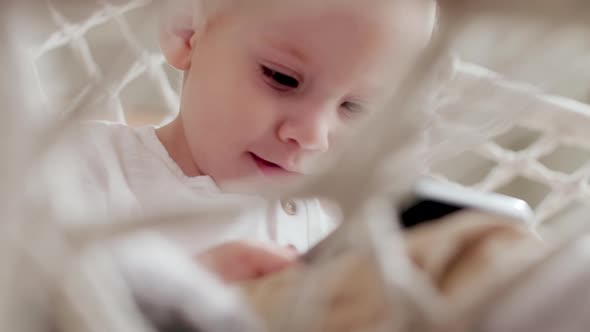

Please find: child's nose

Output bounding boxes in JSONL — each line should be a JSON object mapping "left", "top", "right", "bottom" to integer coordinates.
{"left": 277, "top": 109, "right": 331, "bottom": 152}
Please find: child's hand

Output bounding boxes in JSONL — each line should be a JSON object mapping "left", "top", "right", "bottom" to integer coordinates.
{"left": 196, "top": 241, "right": 298, "bottom": 283}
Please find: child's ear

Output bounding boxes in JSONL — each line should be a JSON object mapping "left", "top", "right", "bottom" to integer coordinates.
{"left": 159, "top": 1, "right": 204, "bottom": 71}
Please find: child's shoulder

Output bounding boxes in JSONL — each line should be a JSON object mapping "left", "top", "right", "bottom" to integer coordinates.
{"left": 54, "top": 120, "right": 166, "bottom": 189}
{"left": 73, "top": 120, "right": 140, "bottom": 141}
{"left": 66, "top": 120, "right": 148, "bottom": 152}
{"left": 60, "top": 120, "right": 154, "bottom": 170}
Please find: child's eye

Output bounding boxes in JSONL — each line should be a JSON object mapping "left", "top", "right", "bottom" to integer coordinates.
{"left": 261, "top": 65, "right": 300, "bottom": 91}
{"left": 341, "top": 101, "right": 363, "bottom": 116}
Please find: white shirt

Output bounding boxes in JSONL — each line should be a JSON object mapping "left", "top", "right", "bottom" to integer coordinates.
{"left": 42, "top": 121, "right": 337, "bottom": 253}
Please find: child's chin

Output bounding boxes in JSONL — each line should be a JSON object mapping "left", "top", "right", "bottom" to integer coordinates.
{"left": 221, "top": 173, "right": 303, "bottom": 195}
{"left": 263, "top": 168, "right": 302, "bottom": 178}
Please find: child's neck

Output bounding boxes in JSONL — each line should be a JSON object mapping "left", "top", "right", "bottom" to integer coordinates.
{"left": 156, "top": 117, "right": 203, "bottom": 177}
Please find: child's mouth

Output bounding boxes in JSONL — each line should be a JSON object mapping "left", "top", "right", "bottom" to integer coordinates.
{"left": 249, "top": 152, "right": 295, "bottom": 176}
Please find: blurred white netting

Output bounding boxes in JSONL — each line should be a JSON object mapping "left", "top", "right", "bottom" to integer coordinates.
{"left": 33, "top": 0, "right": 180, "bottom": 125}
{"left": 3, "top": 0, "right": 590, "bottom": 331}
{"left": 425, "top": 5, "right": 590, "bottom": 231}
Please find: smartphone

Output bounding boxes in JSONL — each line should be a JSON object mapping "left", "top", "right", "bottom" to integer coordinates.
{"left": 399, "top": 178, "right": 535, "bottom": 229}
{"left": 302, "top": 178, "right": 535, "bottom": 264}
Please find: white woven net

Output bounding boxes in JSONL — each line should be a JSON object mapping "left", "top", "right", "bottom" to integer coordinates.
{"left": 3, "top": 0, "right": 590, "bottom": 331}
{"left": 426, "top": 8, "right": 590, "bottom": 230}
{"left": 33, "top": 0, "right": 180, "bottom": 125}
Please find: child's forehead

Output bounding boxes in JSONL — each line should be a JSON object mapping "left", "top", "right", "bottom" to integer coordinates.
{"left": 245, "top": 2, "right": 433, "bottom": 56}
{"left": 242, "top": 0, "right": 426, "bottom": 22}
{"left": 233, "top": 0, "right": 435, "bottom": 48}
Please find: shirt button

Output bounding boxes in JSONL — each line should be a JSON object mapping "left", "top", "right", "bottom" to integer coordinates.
{"left": 281, "top": 200, "right": 298, "bottom": 216}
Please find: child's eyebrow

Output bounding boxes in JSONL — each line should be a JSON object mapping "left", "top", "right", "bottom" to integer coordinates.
{"left": 266, "top": 39, "right": 309, "bottom": 64}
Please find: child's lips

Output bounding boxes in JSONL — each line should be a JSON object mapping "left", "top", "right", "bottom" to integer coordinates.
{"left": 249, "top": 152, "right": 299, "bottom": 176}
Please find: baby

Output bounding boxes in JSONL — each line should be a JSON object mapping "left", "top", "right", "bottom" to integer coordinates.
{"left": 60, "top": 0, "right": 436, "bottom": 284}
